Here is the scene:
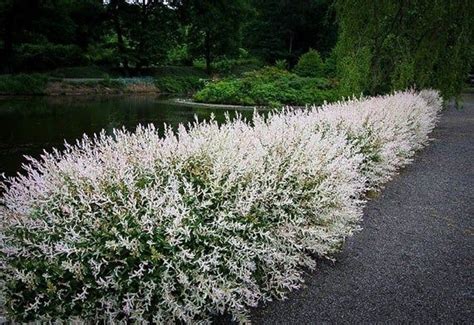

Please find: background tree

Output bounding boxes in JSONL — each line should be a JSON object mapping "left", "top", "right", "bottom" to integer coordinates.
{"left": 70, "top": 1, "right": 106, "bottom": 51}
{"left": 180, "top": 0, "right": 251, "bottom": 73}
{"left": 105, "top": 0, "right": 182, "bottom": 71}
{"left": 335, "top": 0, "right": 474, "bottom": 98}
{"left": 126, "top": 0, "right": 180, "bottom": 69}
{"left": 0, "top": 0, "right": 105, "bottom": 73}
{"left": 0, "top": 0, "right": 16, "bottom": 73}
{"left": 0, "top": 0, "right": 471, "bottom": 101}
{"left": 245, "top": 0, "right": 337, "bottom": 65}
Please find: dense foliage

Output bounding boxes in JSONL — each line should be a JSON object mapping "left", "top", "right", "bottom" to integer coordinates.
{"left": 180, "top": 0, "right": 252, "bottom": 73}
{"left": 153, "top": 66, "right": 208, "bottom": 94}
{"left": 0, "top": 0, "right": 106, "bottom": 73}
{"left": 0, "top": 0, "right": 260, "bottom": 74}
{"left": 0, "top": 0, "right": 338, "bottom": 74}
{"left": 194, "top": 67, "right": 339, "bottom": 106}
{"left": 334, "top": 0, "right": 473, "bottom": 98}
{"left": 293, "top": 49, "right": 325, "bottom": 77}
{"left": 244, "top": 0, "right": 337, "bottom": 64}
{"left": 0, "top": 0, "right": 471, "bottom": 98}
{"left": 0, "top": 74, "right": 48, "bottom": 95}
{"left": 154, "top": 76, "right": 203, "bottom": 94}
{"left": 0, "top": 90, "right": 442, "bottom": 322}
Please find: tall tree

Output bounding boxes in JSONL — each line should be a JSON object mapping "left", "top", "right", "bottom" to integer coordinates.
{"left": 107, "top": 0, "right": 132, "bottom": 70}
{"left": 129, "top": 0, "right": 180, "bottom": 69}
{"left": 0, "top": 0, "right": 103, "bottom": 72}
{"left": 0, "top": 0, "right": 15, "bottom": 73}
{"left": 245, "top": 0, "right": 337, "bottom": 65}
{"left": 70, "top": 0, "right": 106, "bottom": 51}
{"left": 106, "top": 0, "right": 180, "bottom": 70}
{"left": 180, "top": 0, "right": 251, "bottom": 73}
{"left": 335, "top": 0, "right": 474, "bottom": 98}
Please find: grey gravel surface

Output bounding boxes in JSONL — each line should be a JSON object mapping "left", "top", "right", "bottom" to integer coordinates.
{"left": 250, "top": 94, "right": 474, "bottom": 324}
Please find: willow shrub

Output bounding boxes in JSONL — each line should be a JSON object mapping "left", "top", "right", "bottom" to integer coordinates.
{"left": 334, "top": 0, "right": 472, "bottom": 98}
{"left": 0, "top": 90, "right": 442, "bottom": 323}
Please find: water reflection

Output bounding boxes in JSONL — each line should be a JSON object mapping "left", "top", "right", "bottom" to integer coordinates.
{"left": 0, "top": 95, "right": 259, "bottom": 176}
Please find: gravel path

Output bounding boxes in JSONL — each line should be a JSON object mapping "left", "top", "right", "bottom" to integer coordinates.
{"left": 250, "top": 94, "right": 474, "bottom": 323}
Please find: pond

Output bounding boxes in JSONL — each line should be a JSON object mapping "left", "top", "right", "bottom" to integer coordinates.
{"left": 0, "top": 95, "right": 260, "bottom": 177}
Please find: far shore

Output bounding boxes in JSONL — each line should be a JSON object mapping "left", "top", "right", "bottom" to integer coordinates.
{"left": 170, "top": 98, "right": 266, "bottom": 110}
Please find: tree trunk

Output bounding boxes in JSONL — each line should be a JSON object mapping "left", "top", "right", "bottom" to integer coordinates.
{"left": 111, "top": 2, "right": 128, "bottom": 74}
{"left": 136, "top": 0, "right": 149, "bottom": 70}
{"left": 289, "top": 32, "right": 294, "bottom": 55}
{"left": 205, "top": 30, "right": 211, "bottom": 74}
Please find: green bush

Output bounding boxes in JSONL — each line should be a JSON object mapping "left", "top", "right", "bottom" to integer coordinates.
{"left": 194, "top": 79, "right": 247, "bottom": 103}
{"left": 84, "top": 43, "right": 119, "bottom": 66}
{"left": 294, "top": 49, "right": 324, "bottom": 77}
{"left": 16, "top": 43, "right": 87, "bottom": 71}
{"left": 166, "top": 44, "right": 192, "bottom": 65}
{"left": 0, "top": 74, "right": 49, "bottom": 95}
{"left": 194, "top": 66, "right": 340, "bottom": 106}
{"left": 275, "top": 59, "right": 289, "bottom": 70}
{"left": 336, "top": 46, "right": 373, "bottom": 97}
{"left": 154, "top": 75, "right": 204, "bottom": 94}
{"left": 212, "top": 58, "right": 237, "bottom": 75}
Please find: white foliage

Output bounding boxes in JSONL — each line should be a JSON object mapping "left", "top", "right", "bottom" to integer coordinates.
{"left": 0, "top": 90, "right": 442, "bottom": 323}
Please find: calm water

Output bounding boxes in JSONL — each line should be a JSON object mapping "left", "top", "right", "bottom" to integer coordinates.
{"left": 0, "top": 95, "right": 258, "bottom": 177}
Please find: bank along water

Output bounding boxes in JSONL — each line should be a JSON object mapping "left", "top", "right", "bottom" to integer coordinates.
{"left": 0, "top": 95, "right": 267, "bottom": 177}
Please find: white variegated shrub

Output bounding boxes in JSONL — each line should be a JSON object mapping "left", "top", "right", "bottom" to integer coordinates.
{"left": 0, "top": 90, "right": 442, "bottom": 323}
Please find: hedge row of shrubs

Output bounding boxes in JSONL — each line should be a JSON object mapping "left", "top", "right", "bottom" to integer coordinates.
{"left": 0, "top": 90, "right": 442, "bottom": 322}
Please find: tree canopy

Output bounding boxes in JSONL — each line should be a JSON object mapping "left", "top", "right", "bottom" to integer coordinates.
{"left": 334, "top": 0, "right": 474, "bottom": 98}
{"left": 0, "top": 0, "right": 472, "bottom": 97}
{"left": 179, "top": 0, "right": 252, "bottom": 73}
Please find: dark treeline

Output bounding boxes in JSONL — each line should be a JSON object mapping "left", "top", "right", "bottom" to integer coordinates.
{"left": 0, "top": 0, "right": 472, "bottom": 98}
{"left": 0, "top": 0, "right": 336, "bottom": 74}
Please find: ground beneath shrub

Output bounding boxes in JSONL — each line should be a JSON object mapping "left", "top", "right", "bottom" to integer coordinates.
{"left": 247, "top": 93, "right": 473, "bottom": 323}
